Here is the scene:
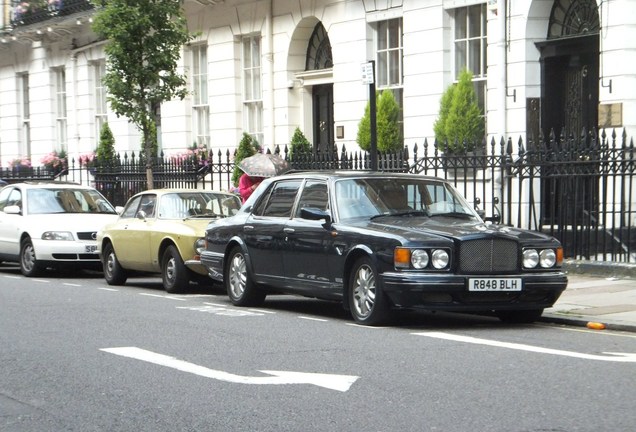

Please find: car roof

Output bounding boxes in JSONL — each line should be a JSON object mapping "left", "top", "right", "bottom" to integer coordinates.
{"left": 272, "top": 170, "right": 444, "bottom": 182}
{"left": 4, "top": 181, "right": 94, "bottom": 189}
{"left": 132, "top": 189, "right": 238, "bottom": 196}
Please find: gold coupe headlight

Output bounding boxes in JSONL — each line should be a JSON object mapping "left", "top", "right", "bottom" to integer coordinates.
{"left": 194, "top": 238, "right": 206, "bottom": 255}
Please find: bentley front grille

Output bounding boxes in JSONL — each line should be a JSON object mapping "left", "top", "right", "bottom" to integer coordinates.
{"left": 458, "top": 238, "right": 519, "bottom": 274}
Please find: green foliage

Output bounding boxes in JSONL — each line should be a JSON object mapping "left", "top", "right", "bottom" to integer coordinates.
{"left": 433, "top": 69, "right": 485, "bottom": 153}
{"left": 96, "top": 123, "right": 116, "bottom": 166}
{"left": 356, "top": 90, "right": 402, "bottom": 152}
{"left": 92, "top": 0, "right": 195, "bottom": 181}
{"left": 288, "top": 127, "right": 311, "bottom": 159}
{"left": 232, "top": 133, "right": 260, "bottom": 186}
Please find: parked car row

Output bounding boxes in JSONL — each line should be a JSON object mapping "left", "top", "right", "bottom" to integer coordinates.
{"left": 1, "top": 173, "right": 568, "bottom": 326}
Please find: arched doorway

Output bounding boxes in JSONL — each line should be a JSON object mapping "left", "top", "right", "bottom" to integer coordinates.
{"left": 305, "top": 23, "right": 334, "bottom": 153}
{"left": 536, "top": 0, "right": 600, "bottom": 137}
{"left": 535, "top": 0, "right": 600, "bottom": 227}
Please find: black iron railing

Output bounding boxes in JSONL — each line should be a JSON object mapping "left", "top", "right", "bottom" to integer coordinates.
{"left": 1, "top": 129, "right": 634, "bottom": 263}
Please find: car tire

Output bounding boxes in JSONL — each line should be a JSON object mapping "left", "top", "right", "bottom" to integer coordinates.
{"left": 225, "top": 246, "right": 265, "bottom": 306}
{"left": 162, "top": 245, "right": 190, "bottom": 294}
{"left": 20, "top": 237, "right": 44, "bottom": 277}
{"left": 103, "top": 242, "right": 128, "bottom": 285}
{"left": 349, "top": 256, "right": 391, "bottom": 326}
{"left": 496, "top": 309, "right": 544, "bottom": 324}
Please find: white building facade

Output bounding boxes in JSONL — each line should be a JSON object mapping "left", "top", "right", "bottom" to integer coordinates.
{"left": 0, "top": 0, "right": 634, "bottom": 167}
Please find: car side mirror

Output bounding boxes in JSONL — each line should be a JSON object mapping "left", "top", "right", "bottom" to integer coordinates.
{"left": 300, "top": 207, "right": 332, "bottom": 226}
{"left": 4, "top": 205, "right": 21, "bottom": 215}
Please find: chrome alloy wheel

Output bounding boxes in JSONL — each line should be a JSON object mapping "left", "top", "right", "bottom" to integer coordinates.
{"left": 351, "top": 263, "right": 376, "bottom": 319}
{"left": 165, "top": 256, "right": 177, "bottom": 284}
{"left": 228, "top": 252, "right": 247, "bottom": 299}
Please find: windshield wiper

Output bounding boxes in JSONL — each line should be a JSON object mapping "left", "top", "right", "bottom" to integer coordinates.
{"left": 370, "top": 210, "right": 430, "bottom": 220}
{"left": 429, "top": 211, "right": 474, "bottom": 219}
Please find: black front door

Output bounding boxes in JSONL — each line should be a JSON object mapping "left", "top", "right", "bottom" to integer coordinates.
{"left": 539, "top": 34, "right": 599, "bottom": 137}
{"left": 537, "top": 34, "right": 599, "bottom": 226}
{"left": 312, "top": 84, "right": 334, "bottom": 154}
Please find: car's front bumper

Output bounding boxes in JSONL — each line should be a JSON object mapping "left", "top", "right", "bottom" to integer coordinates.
{"left": 381, "top": 271, "right": 568, "bottom": 312}
{"left": 33, "top": 239, "right": 100, "bottom": 263}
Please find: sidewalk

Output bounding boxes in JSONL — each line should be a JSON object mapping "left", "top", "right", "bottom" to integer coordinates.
{"left": 541, "top": 261, "right": 636, "bottom": 332}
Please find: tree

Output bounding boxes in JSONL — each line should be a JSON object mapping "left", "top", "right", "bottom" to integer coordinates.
{"left": 96, "top": 122, "right": 117, "bottom": 169}
{"left": 232, "top": 133, "right": 261, "bottom": 186}
{"left": 356, "top": 90, "right": 402, "bottom": 152}
{"left": 92, "top": 0, "right": 195, "bottom": 189}
{"left": 433, "top": 69, "right": 485, "bottom": 153}
{"left": 288, "top": 127, "right": 311, "bottom": 160}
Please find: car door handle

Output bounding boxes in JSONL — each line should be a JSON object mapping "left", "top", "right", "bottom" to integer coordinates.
{"left": 283, "top": 227, "right": 295, "bottom": 234}
{"left": 244, "top": 225, "right": 254, "bottom": 232}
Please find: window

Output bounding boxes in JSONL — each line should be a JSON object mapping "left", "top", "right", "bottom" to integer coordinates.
{"left": 295, "top": 181, "right": 329, "bottom": 217}
{"left": 53, "top": 68, "right": 67, "bottom": 152}
{"left": 17, "top": 74, "right": 31, "bottom": 158}
{"left": 121, "top": 196, "right": 142, "bottom": 219}
{"left": 375, "top": 18, "right": 404, "bottom": 138}
{"left": 93, "top": 61, "right": 107, "bottom": 143}
{"left": 453, "top": 4, "right": 487, "bottom": 112}
{"left": 191, "top": 45, "right": 209, "bottom": 147}
{"left": 255, "top": 180, "right": 302, "bottom": 218}
{"left": 242, "top": 35, "right": 263, "bottom": 146}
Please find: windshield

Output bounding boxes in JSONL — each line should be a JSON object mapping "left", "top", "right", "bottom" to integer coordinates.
{"left": 27, "top": 188, "right": 116, "bottom": 215}
{"left": 157, "top": 192, "right": 241, "bottom": 219}
{"left": 334, "top": 177, "right": 477, "bottom": 221}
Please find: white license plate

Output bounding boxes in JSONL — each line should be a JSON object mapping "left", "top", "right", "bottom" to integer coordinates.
{"left": 468, "top": 278, "right": 522, "bottom": 291}
{"left": 85, "top": 245, "right": 98, "bottom": 253}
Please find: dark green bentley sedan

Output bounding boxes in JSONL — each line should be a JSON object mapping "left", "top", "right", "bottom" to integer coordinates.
{"left": 201, "top": 172, "right": 567, "bottom": 326}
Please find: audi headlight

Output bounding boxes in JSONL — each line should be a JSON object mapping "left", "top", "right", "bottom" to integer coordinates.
{"left": 540, "top": 249, "right": 556, "bottom": 268}
{"left": 42, "top": 231, "right": 74, "bottom": 241}
{"left": 431, "top": 249, "right": 449, "bottom": 269}
{"left": 523, "top": 249, "right": 539, "bottom": 268}
{"left": 411, "top": 250, "right": 429, "bottom": 269}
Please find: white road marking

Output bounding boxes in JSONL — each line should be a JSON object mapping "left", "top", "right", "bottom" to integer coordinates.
{"left": 176, "top": 305, "right": 263, "bottom": 316}
{"left": 413, "top": 331, "right": 636, "bottom": 363}
{"left": 139, "top": 293, "right": 187, "bottom": 301}
{"left": 247, "top": 309, "right": 276, "bottom": 314}
{"left": 298, "top": 316, "right": 328, "bottom": 322}
{"left": 98, "top": 287, "right": 118, "bottom": 292}
{"left": 101, "top": 347, "right": 359, "bottom": 392}
{"left": 63, "top": 283, "right": 82, "bottom": 287}
{"left": 33, "top": 279, "right": 49, "bottom": 283}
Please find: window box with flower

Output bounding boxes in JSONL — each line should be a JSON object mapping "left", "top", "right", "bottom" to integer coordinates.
{"left": 7, "top": 157, "right": 33, "bottom": 175}
{"left": 79, "top": 151, "right": 97, "bottom": 174}
{"left": 41, "top": 150, "right": 68, "bottom": 175}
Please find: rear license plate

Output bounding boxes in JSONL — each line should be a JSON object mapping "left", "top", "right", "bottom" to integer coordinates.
{"left": 468, "top": 278, "right": 522, "bottom": 291}
{"left": 85, "top": 245, "right": 97, "bottom": 253}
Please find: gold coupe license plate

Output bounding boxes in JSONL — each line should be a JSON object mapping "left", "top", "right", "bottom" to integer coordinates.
{"left": 468, "top": 278, "right": 522, "bottom": 291}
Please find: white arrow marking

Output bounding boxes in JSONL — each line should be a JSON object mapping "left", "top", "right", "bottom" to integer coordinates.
{"left": 413, "top": 332, "right": 636, "bottom": 363}
{"left": 101, "top": 347, "right": 359, "bottom": 392}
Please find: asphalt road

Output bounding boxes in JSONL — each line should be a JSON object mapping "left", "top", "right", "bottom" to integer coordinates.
{"left": 1, "top": 265, "right": 635, "bottom": 432}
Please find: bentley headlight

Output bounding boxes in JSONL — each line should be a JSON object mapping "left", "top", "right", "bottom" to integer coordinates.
{"left": 411, "top": 250, "right": 429, "bottom": 269}
{"left": 194, "top": 238, "right": 206, "bottom": 255}
{"left": 523, "top": 249, "right": 539, "bottom": 268}
{"left": 431, "top": 249, "right": 449, "bottom": 269}
{"left": 42, "top": 231, "right": 74, "bottom": 241}
{"left": 540, "top": 249, "right": 556, "bottom": 268}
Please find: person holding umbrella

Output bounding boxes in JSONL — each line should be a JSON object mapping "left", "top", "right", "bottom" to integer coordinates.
{"left": 236, "top": 153, "right": 291, "bottom": 203}
{"left": 238, "top": 173, "right": 263, "bottom": 203}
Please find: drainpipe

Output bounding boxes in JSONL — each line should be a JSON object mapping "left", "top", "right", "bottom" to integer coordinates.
{"left": 266, "top": 0, "right": 274, "bottom": 150}
{"left": 498, "top": 0, "right": 508, "bottom": 140}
